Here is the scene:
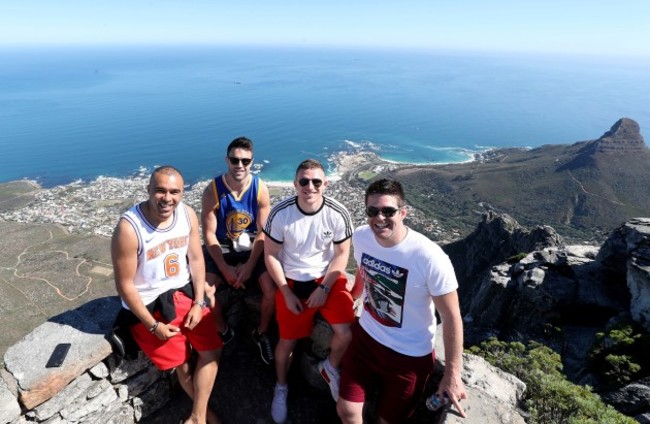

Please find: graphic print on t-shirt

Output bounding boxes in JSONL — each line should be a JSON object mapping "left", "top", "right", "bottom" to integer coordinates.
{"left": 360, "top": 252, "right": 407, "bottom": 327}
{"left": 225, "top": 209, "right": 254, "bottom": 240}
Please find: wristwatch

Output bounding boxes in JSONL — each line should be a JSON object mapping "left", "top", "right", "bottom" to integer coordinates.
{"left": 193, "top": 299, "right": 208, "bottom": 308}
{"left": 319, "top": 285, "right": 331, "bottom": 294}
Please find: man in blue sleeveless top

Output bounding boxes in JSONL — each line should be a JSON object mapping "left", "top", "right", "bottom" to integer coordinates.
{"left": 202, "top": 137, "right": 276, "bottom": 365}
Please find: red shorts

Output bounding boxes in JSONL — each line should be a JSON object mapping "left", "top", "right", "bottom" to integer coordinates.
{"left": 275, "top": 276, "right": 354, "bottom": 340}
{"left": 339, "top": 322, "right": 435, "bottom": 423}
{"left": 130, "top": 290, "right": 222, "bottom": 371}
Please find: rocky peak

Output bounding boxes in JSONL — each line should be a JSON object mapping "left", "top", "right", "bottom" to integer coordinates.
{"left": 443, "top": 211, "right": 564, "bottom": 312}
{"left": 593, "top": 117, "right": 646, "bottom": 154}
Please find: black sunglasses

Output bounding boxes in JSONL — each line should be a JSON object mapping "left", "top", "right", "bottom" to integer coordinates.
{"left": 228, "top": 157, "right": 252, "bottom": 166}
{"left": 298, "top": 178, "right": 323, "bottom": 188}
{"left": 366, "top": 206, "right": 400, "bottom": 218}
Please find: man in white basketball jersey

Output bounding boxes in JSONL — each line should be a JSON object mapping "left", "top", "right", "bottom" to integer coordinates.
{"left": 112, "top": 166, "right": 222, "bottom": 424}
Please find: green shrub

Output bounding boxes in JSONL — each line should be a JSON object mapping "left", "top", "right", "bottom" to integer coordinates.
{"left": 507, "top": 252, "right": 529, "bottom": 263}
{"left": 469, "top": 338, "right": 636, "bottom": 424}
{"left": 589, "top": 322, "right": 650, "bottom": 389}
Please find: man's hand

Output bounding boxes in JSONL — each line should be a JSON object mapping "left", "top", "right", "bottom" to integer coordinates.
{"left": 154, "top": 322, "right": 181, "bottom": 340}
{"left": 183, "top": 304, "right": 204, "bottom": 330}
{"left": 220, "top": 264, "right": 239, "bottom": 287}
{"left": 234, "top": 261, "right": 255, "bottom": 289}
{"left": 282, "top": 289, "right": 304, "bottom": 314}
{"left": 305, "top": 286, "right": 327, "bottom": 308}
{"left": 438, "top": 373, "right": 467, "bottom": 418}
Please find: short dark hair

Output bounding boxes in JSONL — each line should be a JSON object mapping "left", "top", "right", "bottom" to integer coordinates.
{"left": 365, "top": 179, "right": 405, "bottom": 206}
{"left": 295, "top": 158, "right": 324, "bottom": 177}
{"left": 227, "top": 137, "right": 254, "bottom": 156}
{"left": 150, "top": 165, "right": 183, "bottom": 184}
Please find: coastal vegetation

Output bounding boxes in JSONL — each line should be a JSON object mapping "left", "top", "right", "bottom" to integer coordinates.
{"left": 468, "top": 338, "right": 636, "bottom": 424}
{"left": 589, "top": 322, "right": 650, "bottom": 390}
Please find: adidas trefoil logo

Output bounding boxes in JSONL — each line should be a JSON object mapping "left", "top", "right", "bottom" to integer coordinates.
{"left": 392, "top": 269, "right": 404, "bottom": 278}
{"left": 323, "top": 230, "right": 333, "bottom": 238}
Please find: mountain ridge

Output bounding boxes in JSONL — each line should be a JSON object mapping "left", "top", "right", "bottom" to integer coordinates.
{"left": 350, "top": 117, "right": 650, "bottom": 242}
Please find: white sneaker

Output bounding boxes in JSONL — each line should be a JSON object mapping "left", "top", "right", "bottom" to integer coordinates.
{"left": 318, "top": 359, "right": 340, "bottom": 401}
{"left": 271, "top": 383, "right": 288, "bottom": 423}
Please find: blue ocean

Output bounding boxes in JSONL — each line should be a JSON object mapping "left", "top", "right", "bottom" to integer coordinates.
{"left": 1, "top": 45, "right": 649, "bottom": 187}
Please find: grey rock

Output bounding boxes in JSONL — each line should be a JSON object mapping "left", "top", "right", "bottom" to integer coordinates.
{"left": 444, "top": 211, "right": 564, "bottom": 313}
{"left": 123, "top": 366, "right": 162, "bottom": 399}
{"left": 33, "top": 373, "right": 93, "bottom": 421}
{"left": 77, "top": 402, "right": 135, "bottom": 424}
{"left": 131, "top": 377, "right": 171, "bottom": 421}
{"left": 435, "top": 325, "right": 526, "bottom": 424}
{"left": 41, "top": 416, "right": 70, "bottom": 424}
{"left": 89, "top": 362, "right": 110, "bottom": 380}
{"left": 4, "top": 297, "right": 115, "bottom": 409}
{"left": 0, "top": 375, "right": 21, "bottom": 424}
{"left": 60, "top": 384, "right": 118, "bottom": 422}
{"left": 440, "top": 387, "right": 526, "bottom": 424}
{"left": 602, "top": 377, "right": 650, "bottom": 416}
{"left": 597, "top": 217, "right": 650, "bottom": 273}
{"left": 636, "top": 412, "right": 650, "bottom": 424}
{"left": 107, "top": 354, "right": 152, "bottom": 384}
{"left": 597, "top": 218, "right": 650, "bottom": 332}
{"left": 628, "top": 257, "right": 650, "bottom": 332}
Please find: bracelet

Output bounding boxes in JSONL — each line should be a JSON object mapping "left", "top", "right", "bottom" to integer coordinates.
{"left": 193, "top": 299, "right": 207, "bottom": 308}
{"left": 149, "top": 321, "right": 159, "bottom": 333}
{"left": 319, "top": 285, "right": 331, "bottom": 294}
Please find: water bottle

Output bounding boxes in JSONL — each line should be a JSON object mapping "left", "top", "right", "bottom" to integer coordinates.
{"left": 425, "top": 392, "right": 449, "bottom": 411}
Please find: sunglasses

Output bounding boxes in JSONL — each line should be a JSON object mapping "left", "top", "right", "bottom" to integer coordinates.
{"left": 366, "top": 206, "right": 400, "bottom": 218}
{"left": 298, "top": 178, "right": 323, "bottom": 188}
{"left": 228, "top": 157, "right": 252, "bottom": 166}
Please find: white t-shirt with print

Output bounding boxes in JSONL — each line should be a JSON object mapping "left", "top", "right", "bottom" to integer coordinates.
{"left": 353, "top": 224, "right": 458, "bottom": 356}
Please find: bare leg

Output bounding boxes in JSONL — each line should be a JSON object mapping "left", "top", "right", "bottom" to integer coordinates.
{"left": 258, "top": 271, "right": 276, "bottom": 333}
{"left": 176, "top": 349, "right": 222, "bottom": 424}
{"left": 206, "top": 272, "right": 227, "bottom": 333}
{"left": 328, "top": 323, "right": 352, "bottom": 368}
{"left": 275, "top": 338, "right": 297, "bottom": 384}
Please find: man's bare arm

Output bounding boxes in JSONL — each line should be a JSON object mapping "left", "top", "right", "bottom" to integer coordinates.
{"left": 433, "top": 290, "right": 467, "bottom": 418}
{"left": 305, "top": 238, "right": 350, "bottom": 308}
{"left": 264, "top": 235, "right": 302, "bottom": 314}
{"left": 112, "top": 219, "right": 180, "bottom": 338}
{"left": 250, "top": 180, "right": 270, "bottom": 264}
{"left": 185, "top": 205, "right": 206, "bottom": 329}
{"left": 322, "top": 238, "right": 350, "bottom": 288}
{"left": 350, "top": 266, "right": 364, "bottom": 299}
{"left": 201, "top": 182, "right": 236, "bottom": 284}
{"left": 112, "top": 220, "right": 153, "bottom": 326}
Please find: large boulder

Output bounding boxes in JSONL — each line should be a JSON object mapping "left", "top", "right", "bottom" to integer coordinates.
{"left": 3, "top": 297, "right": 118, "bottom": 409}
{"left": 444, "top": 211, "right": 564, "bottom": 312}
{"left": 434, "top": 325, "right": 526, "bottom": 424}
{"left": 597, "top": 218, "right": 650, "bottom": 332}
{"left": 602, "top": 376, "right": 650, "bottom": 417}
{"left": 464, "top": 245, "right": 626, "bottom": 335}
{"left": 463, "top": 244, "right": 630, "bottom": 384}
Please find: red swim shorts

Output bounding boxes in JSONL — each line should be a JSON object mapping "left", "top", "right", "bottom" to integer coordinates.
{"left": 275, "top": 275, "right": 354, "bottom": 340}
{"left": 130, "top": 290, "right": 222, "bottom": 370}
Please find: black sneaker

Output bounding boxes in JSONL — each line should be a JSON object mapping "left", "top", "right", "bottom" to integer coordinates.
{"left": 220, "top": 326, "right": 235, "bottom": 345}
{"left": 252, "top": 329, "right": 274, "bottom": 365}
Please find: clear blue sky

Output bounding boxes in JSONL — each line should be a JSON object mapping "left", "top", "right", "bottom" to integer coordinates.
{"left": 2, "top": 0, "right": 649, "bottom": 57}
